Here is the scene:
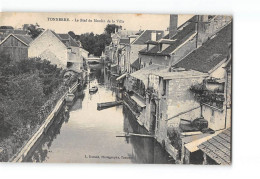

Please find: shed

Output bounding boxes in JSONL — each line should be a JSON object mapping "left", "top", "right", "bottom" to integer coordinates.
{"left": 198, "top": 128, "right": 231, "bottom": 165}
{"left": 0, "top": 34, "right": 33, "bottom": 62}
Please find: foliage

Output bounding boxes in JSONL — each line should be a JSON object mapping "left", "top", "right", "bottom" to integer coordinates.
{"left": 167, "top": 127, "right": 182, "bottom": 151}
{"left": 0, "top": 53, "right": 68, "bottom": 161}
{"left": 79, "top": 32, "right": 111, "bottom": 56}
{"left": 104, "top": 24, "right": 121, "bottom": 35}
{"left": 27, "top": 23, "right": 44, "bottom": 39}
{"left": 0, "top": 53, "right": 66, "bottom": 128}
{"left": 0, "top": 26, "right": 14, "bottom": 30}
{"left": 190, "top": 82, "right": 225, "bottom": 108}
{"left": 2, "top": 74, "right": 45, "bottom": 126}
{"left": 68, "top": 31, "right": 76, "bottom": 39}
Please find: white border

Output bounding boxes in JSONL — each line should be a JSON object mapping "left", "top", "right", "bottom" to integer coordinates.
{"left": 1, "top": 0, "right": 260, "bottom": 179}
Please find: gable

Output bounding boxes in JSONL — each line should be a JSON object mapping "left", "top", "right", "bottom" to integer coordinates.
{"left": 0, "top": 35, "right": 29, "bottom": 47}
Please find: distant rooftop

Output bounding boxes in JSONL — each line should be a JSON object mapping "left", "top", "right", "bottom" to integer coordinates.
{"left": 132, "top": 30, "right": 164, "bottom": 45}
{"left": 130, "top": 64, "right": 168, "bottom": 86}
{"left": 139, "top": 16, "right": 198, "bottom": 56}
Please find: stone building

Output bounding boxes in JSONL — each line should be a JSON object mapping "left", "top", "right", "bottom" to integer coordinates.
{"left": 28, "top": 29, "right": 83, "bottom": 71}
{"left": 0, "top": 34, "right": 33, "bottom": 62}
{"left": 169, "top": 22, "right": 232, "bottom": 164}
{"left": 174, "top": 22, "right": 232, "bottom": 131}
{"left": 125, "top": 30, "right": 164, "bottom": 73}
{"left": 105, "top": 28, "right": 139, "bottom": 74}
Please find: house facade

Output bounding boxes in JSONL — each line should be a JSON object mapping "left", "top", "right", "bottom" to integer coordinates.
{"left": 28, "top": 29, "right": 83, "bottom": 71}
{"left": 146, "top": 70, "right": 208, "bottom": 142}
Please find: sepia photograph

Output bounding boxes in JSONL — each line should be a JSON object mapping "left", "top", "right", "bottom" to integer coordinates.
{"left": 0, "top": 12, "right": 232, "bottom": 165}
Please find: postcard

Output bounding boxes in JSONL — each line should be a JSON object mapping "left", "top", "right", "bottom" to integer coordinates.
{"left": 0, "top": 12, "right": 232, "bottom": 164}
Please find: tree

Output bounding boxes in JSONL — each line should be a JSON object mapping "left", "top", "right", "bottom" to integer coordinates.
{"left": 27, "top": 23, "right": 44, "bottom": 39}
{"left": 80, "top": 32, "right": 111, "bottom": 56}
{"left": 0, "top": 26, "right": 14, "bottom": 30}
{"left": 68, "top": 31, "right": 76, "bottom": 39}
{"left": 0, "top": 52, "right": 11, "bottom": 95}
{"left": 104, "top": 24, "right": 121, "bottom": 35}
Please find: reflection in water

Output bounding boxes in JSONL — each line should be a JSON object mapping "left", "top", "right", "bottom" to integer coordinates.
{"left": 25, "top": 64, "right": 173, "bottom": 164}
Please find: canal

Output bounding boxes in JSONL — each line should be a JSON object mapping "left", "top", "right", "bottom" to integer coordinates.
{"left": 25, "top": 64, "right": 173, "bottom": 164}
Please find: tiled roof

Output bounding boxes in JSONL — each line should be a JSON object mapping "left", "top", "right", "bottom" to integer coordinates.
{"left": 14, "top": 34, "right": 33, "bottom": 45}
{"left": 174, "top": 22, "right": 232, "bottom": 73}
{"left": 49, "top": 30, "right": 79, "bottom": 48}
{"left": 198, "top": 128, "right": 231, "bottom": 165}
{"left": 132, "top": 30, "right": 164, "bottom": 45}
{"left": 58, "top": 33, "right": 79, "bottom": 47}
{"left": 0, "top": 34, "right": 33, "bottom": 46}
{"left": 119, "top": 38, "right": 130, "bottom": 44}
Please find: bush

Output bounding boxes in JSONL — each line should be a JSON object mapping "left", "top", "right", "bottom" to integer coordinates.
{"left": 0, "top": 54, "right": 67, "bottom": 161}
{"left": 167, "top": 126, "right": 182, "bottom": 151}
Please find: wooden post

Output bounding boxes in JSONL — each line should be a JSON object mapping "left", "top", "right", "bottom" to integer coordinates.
{"left": 184, "top": 147, "right": 190, "bottom": 164}
{"left": 203, "top": 152, "right": 208, "bottom": 165}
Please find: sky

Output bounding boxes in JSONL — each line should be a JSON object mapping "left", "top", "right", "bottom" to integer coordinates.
{"left": 0, "top": 12, "right": 193, "bottom": 35}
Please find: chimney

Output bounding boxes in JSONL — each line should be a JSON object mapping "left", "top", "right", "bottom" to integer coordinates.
{"left": 169, "top": 14, "right": 178, "bottom": 39}
{"left": 196, "top": 15, "right": 209, "bottom": 48}
{"left": 151, "top": 31, "right": 157, "bottom": 41}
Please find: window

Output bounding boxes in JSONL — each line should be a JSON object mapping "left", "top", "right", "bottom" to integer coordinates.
{"left": 162, "top": 80, "right": 167, "bottom": 96}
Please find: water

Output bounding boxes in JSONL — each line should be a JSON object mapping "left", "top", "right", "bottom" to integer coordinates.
{"left": 25, "top": 65, "right": 173, "bottom": 164}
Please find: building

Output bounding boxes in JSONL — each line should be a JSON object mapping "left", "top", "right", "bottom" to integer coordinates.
{"left": 125, "top": 30, "right": 164, "bottom": 73}
{"left": 106, "top": 28, "right": 139, "bottom": 65}
{"left": 28, "top": 29, "right": 83, "bottom": 71}
{"left": 122, "top": 19, "right": 232, "bottom": 164}
{"left": 174, "top": 22, "right": 232, "bottom": 131}
{"left": 122, "top": 64, "right": 169, "bottom": 129}
{"left": 138, "top": 15, "right": 232, "bottom": 69}
{"left": 170, "top": 22, "right": 232, "bottom": 164}
{"left": 0, "top": 34, "right": 33, "bottom": 62}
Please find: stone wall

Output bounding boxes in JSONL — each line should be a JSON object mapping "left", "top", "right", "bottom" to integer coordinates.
{"left": 201, "top": 105, "right": 225, "bottom": 130}
{"left": 156, "top": 76, "right": 204, "bottom": 143}
{"left": 128, "top": 44, "right": 146, "bottom": 67}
